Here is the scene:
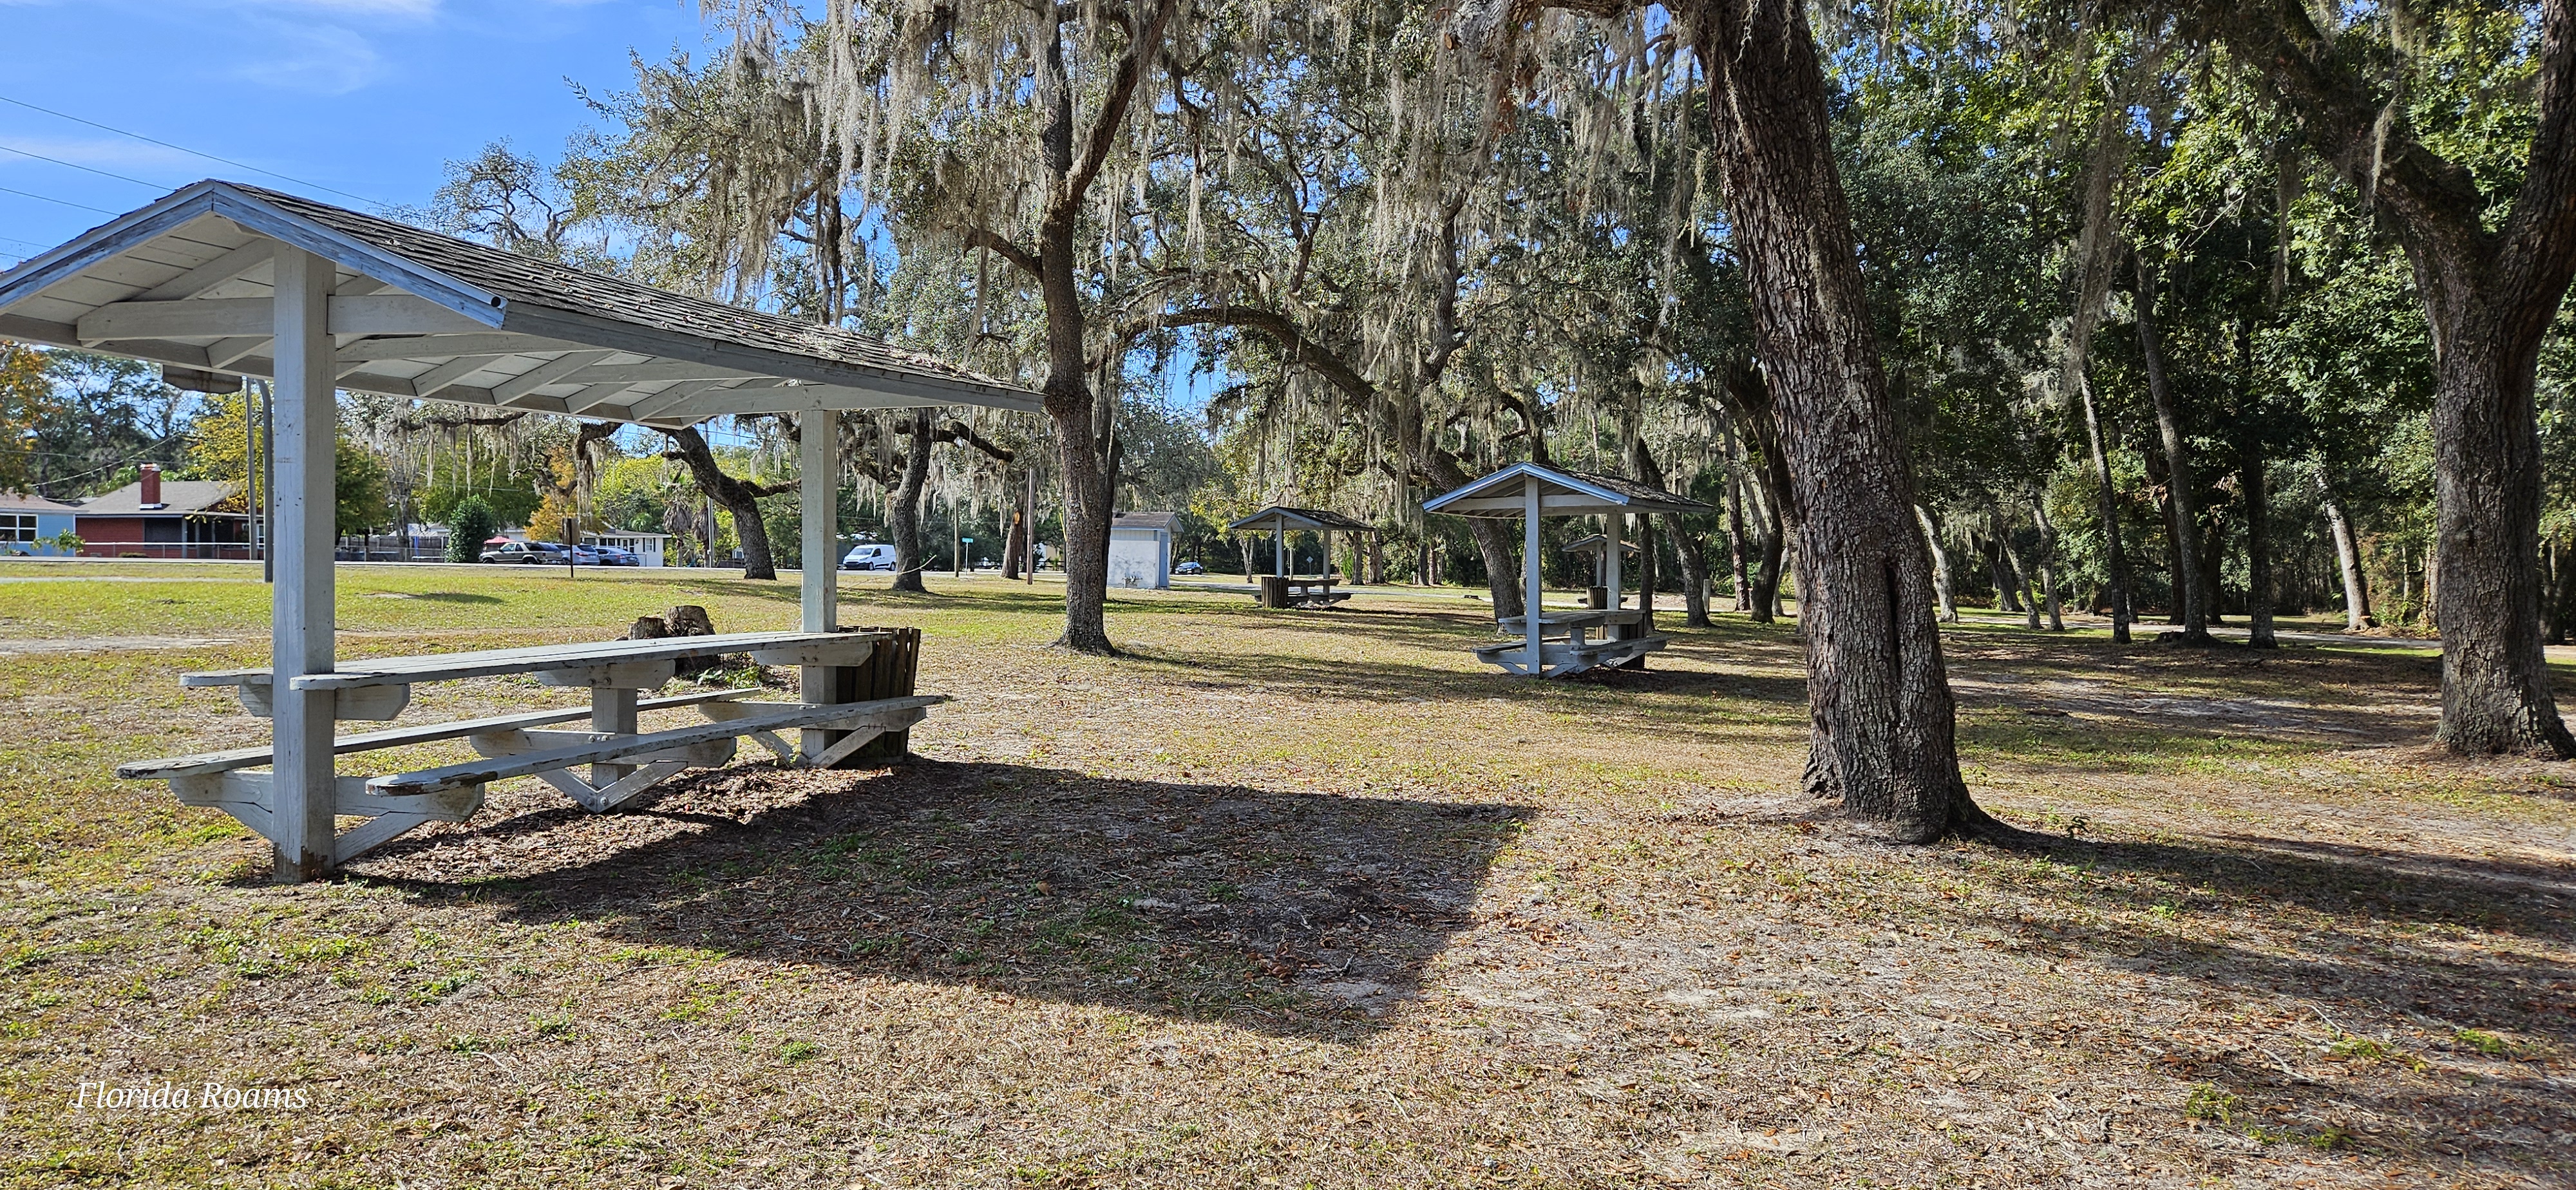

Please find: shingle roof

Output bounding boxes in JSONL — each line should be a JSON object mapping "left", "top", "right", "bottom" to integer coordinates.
{"left": 1226, "top": 505, "right": 1379, "bottom": 533}
{"left": 0, "top": 491, "right": 80, "bottom": 513}
{"left": 1422, "top": 462, "right": 1712, "bottom": 518}
{"left": 0, "top": 180, "right": 1041, "bottom": 426}
{"left": 1113, "top": 512, "right": 1184, "bottom": 533}
{"left": 235, "top": 185, "right": 1018, "bottom": 397}
{"left": 77, "top": 479, "right": 242, "bottom": 516}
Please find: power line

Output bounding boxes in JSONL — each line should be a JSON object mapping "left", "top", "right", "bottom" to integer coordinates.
{"left": 0, "top": 92, "right": 389, "bottom": 210}
{"left": 0, "top": 183, "right": 116, "bottom": 214}
{"left": 0, "top": 140, "right": 162, "bottom": 189}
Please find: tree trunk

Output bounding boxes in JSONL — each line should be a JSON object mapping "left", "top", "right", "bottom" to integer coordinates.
{"left": 660, "top": 424, "right": 789, "bottom": 581}
{"left": 2136, "top": 256, "right": 2211, "bottom": 643}
{"left": 1726, "top": 427, "right": 1753, "bottom": 611}
{"left": 1997, "top": 509, "right": 2038, "bottom": 630}
{"left": 2244, "top": 438, "right": 2277, "bottom": 648}
{"left": 1690, "top": 0, "right": 1980, "bottom": 838}
{"left": 2318, "top": 466, "right": 2376, "bottom": 630}
{"left": 1629, "top": 435, "right": 1710, "bottom": 627}
{"left": 2192, "top": 0, "right": 2576, "bottom": 753}
{"left": 2076, "top": 375, "right": 2133, "bottom": 642}
{"left": 888, "top": 409, "right": 933, "bottom": 593}
{"left": 2030, "top": 498, "right": 2066, "bottom": 632}
{"left": 1987, "top": 527, "right": 2023, "bottom": 614}
{"left": 1915, "top": 506, "right": 1958, "bottom": 623}
{"left": 2429, "top": 308, "right": 2576, "bottom": 753}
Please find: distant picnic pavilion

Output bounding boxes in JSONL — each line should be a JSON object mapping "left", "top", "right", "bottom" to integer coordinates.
{"left": 1226, "top": 505, "right": 1379, "bottom": 609}
{"left": 0, "top": 180, "right": 1040, "bottom": 882}
{"left": 1425, "top": 462, "right": 1710, "bottom": 678}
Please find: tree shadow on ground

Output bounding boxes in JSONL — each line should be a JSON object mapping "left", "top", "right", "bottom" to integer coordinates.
{"left": 350, "top": 760, "right": 1531, "bottom": 1041}
{"left": 1946, "top": 825, "right": 2576, "bottom": 1173}
{"left": 1970, "top": 826, "right": 2573, "bottom": 1034}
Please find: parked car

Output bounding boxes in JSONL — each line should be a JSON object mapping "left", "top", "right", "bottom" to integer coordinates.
{"left": 841, "top": 543, "right": 896, "bottom": 571}
{"left": 480, "top": 538, "right": 580, "bottom": 565}
{"left": 590, "top": 544, "right": 641, "bottom": 567}
{"left": 1174, "top": 560, "right": 1206, "bottom": 576}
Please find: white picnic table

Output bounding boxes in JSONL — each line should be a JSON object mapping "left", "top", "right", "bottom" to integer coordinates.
{"left": 122, "top": 628, "right": 940, "bottom": 867}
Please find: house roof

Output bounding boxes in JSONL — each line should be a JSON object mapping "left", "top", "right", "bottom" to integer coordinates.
{"left": 1423, "top": 462, "right": 1712, "bottom": 519}
{"left": 0, "top": 180, "right": 1040, "bottom": 428}
{"left": 1113, "top": 512, "right": 1184, "bottom": 533}
{"left": 1225, "top": 505, "right": 1378, "bottom": 534}
{"left": 0, "top": 491, "right": 80, "bottom": 514}
{"left": 77, "top": 478, "right": 242, "bottom": 516}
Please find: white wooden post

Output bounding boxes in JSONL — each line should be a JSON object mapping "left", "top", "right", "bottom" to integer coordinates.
{"left": 1522, "top": 477, "right": 1542, "bottom": 673}
{"left": 799, "top": 411, "right": 840, "bottom": 760}
{"left": 1274, "top": 524, "right": 1285, "bottom": 577}
{"left": 800, "top": 411, "right": 837, "bottom": 634}
{"left": 1605, "top": 511, "right": 1623, "bottom": 612}
{"left": 1323, "top": 529, "right": 1334, "bottom": 583}
{"left": 270, "top": 247, "right": 337, "bottom": 881}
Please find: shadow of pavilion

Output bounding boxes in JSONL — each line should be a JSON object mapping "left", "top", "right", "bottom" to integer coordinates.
{"left": 349, "top": 759, "right": 1531, "bottom": 1040}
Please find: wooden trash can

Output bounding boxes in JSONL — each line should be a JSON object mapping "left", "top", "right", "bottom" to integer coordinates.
{"left": 818, "top": 625, "right": 920, "bottom": 767}
{"left": 1258, "top": 575, "right": 1291, "bottom": 609}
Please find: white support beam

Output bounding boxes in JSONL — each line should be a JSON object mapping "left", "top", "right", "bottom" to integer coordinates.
{"left": 1522, "top": 477, "right": 1542, "bottom": 673}
{"left": 269, "top": 245, "right": 338, "bottom": 883}
{"left": 336, "top": 332, "right": 585, "bottom": 363}
{"left": 208, "top": 336, "right": 269, "bottom": 369}
{"left": 135, "top": 240, "right": 273, "bottom": 301}
{"left": 75, "top": 294, "right": 489, "bottom": 342}
{"left": 554, "top": 359, "right": 759, "bottom": 386}
{"left": 408, "top": 353, "right": 505, "bottom": 400}
{"left": 626, "top": 379, "right": 728, "bottom": 420}
{"left": 799, "top": 410, "right": 840, "bottom": 760}
{"left": 489, "top": 350, "right": 612, "bottom": 406}
{"left": 801, "top": 411, "right": 838, "bottom": 634}
{"left": 562, "top": 382, "right": 634, "bottom": 414}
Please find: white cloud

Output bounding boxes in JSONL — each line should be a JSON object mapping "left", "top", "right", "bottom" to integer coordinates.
{"left": 229, "top": 22, "right": 387, "bottom": 95}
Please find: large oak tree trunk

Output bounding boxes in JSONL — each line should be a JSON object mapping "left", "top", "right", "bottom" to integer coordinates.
{"left": 889, "top": 409, "right": 933, "bottom": 594}
{"left": 1687, "top": 0, "right": 1981, "bottom": 839}
{"left": 2429, "top": 304, "right": 2576, "bottom": 753}
{"left": 661, "top": 424, "right": 789, "bottom": 581}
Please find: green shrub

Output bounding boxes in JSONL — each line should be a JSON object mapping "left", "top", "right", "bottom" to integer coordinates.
{"left": 445, "top": 497, "right": 498, "bottom": 563}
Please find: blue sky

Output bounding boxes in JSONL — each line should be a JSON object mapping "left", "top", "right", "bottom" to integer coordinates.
{"left": 0, "top": 0, "right": 1229, "bottom": 421}
{"left": 0, "top": 0, "right": 718, "bottom": 268}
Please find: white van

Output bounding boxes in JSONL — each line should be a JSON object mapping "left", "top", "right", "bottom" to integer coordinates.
{"left": 840, "top": 543, "right": 896, "bottom": 572}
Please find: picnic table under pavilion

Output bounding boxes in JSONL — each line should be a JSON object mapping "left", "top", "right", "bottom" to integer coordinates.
{"left": 0, "top": 180, "right": 1039, "bottom": 882}
{"left": 1225, "top": 505, "right": 1379, "bottom": 609}
{"left": 1424, "top": 462, "right": 1712, "bottom": 678}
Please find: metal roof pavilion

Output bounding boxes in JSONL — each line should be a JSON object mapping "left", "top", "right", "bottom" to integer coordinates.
{"left": 1224, "top": 505, "right": 1379, "bottom": 534}
{"left": 0, "top": 182, "right": 1036, "bottom": 880}
{"left": 0, "top": 180, "right": 1040, "bottom": 426}
{"left": 1421, "top": 462, "right": 1711, "bottom": 519}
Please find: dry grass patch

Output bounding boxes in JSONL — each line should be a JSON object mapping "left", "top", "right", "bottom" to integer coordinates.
{"left": 0, "top": 565, "right": 2568, "bottom": 1187}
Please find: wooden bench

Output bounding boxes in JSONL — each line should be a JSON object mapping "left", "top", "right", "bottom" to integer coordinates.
{"left": 122, "top": 629, "right": 931, "bottom": 865}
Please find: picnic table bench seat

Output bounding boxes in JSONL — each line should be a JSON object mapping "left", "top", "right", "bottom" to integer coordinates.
{"left": 123, "top": 628, "right": 934, "bottom": 867}
{"left": 1476, "top": 607, "right": 1667, "bottom": 677}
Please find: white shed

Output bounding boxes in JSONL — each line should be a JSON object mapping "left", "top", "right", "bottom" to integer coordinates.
{"left": 1107, "top": 512, "right": 1179, "bottom": 589}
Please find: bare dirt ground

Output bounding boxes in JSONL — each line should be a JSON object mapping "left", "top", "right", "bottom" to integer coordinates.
{"left": 0, "top": 567, "right": 2569, "bottom": 1187}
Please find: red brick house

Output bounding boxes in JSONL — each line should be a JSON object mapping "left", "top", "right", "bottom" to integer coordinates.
{"left": 72, "top": 464, "right": 252, "bottom": 558}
